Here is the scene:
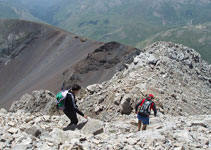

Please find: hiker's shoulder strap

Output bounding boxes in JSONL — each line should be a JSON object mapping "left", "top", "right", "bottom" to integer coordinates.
{"left": 140, "top": 98, "right": 146, "bottom": 106}
{"left": 68, "top": 92, "right": 77, "bottom": 108}
{"left": 61, "top": 90, "right": 68, "bottom": 97}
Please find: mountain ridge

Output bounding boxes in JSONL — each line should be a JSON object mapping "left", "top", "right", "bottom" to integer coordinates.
{"left": 0, "top": 19, "right": 139, "bottom": 109}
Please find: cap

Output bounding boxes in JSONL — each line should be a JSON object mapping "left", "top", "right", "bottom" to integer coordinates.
{"left": 148, "top": 94, "right": 154, "bottom": 99}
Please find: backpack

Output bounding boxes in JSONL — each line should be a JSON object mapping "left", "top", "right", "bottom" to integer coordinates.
{"left": 56, "top": 90, "right": 68, "bottom": 110}
{"left": 138, "top": 98, "right": 153, "bottom": 116}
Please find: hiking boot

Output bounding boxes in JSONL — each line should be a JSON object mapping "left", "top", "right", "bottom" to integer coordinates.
{"left": 63, "top": 124, "right": 76, "bottom": 131}
{"left": 69, "top": 124, "right": 76, "bottom": 130}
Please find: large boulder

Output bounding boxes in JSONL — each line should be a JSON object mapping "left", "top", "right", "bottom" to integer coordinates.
{"left": 81, "top": 118, "right": 104, "bottom": 135}
{"left": 120, "top": 94, "right": 133, "bottom": 115}
{"left": 10, "top": 90, "right": 57, "bottom": 115}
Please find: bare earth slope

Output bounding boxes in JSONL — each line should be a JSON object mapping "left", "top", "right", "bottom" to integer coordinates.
{"left": 0, "top": 19, "right": 139, "bottom": 109}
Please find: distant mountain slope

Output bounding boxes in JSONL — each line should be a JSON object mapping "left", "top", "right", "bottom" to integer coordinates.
{"left": 136, "top": 23, "right": 211, "bottom": 63}
{"left": 0, "top": 0, "right": 40, "bottom": 21}
{"left": 0, "top": 19, "right": 139, "bottom": 109}
{"left": 1, "top": 0, "right": 211, "bottom": 63}
{"left": 52, "top": 0, "right": 211, "bottom": 44}
{"left": 2, "top": 0, "right": 211, "bottom": 45}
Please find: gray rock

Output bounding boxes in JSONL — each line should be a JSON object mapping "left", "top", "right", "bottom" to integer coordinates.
{"left": 12, "top": 144, "right": 32, "bottom": 150}
{"left": 87, "top": 84, "right": 101, "bottom": 94}
{"left": 25, "top": 127, "right": 41, "bottom": 137}
{"left": 10, "top": 90, "right": 57, "bottom": 115}
{"left": 120, "top": 94, "right": 133, "bottom": 115}
{"left": 81, "top": 118, "right": 104, "bottom": 135}
{"left": 7, "top": 127, "right": 19, "bottom": 134}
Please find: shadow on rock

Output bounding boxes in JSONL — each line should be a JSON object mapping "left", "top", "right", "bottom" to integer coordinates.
{"left": 76, "top": 120, "right": 88, "bottom": 130}
{"left": 63, "top": 120, "right": 88, "bottom": 131}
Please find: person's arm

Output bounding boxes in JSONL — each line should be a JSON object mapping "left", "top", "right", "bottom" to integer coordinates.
{"left": 152, "top": 102, "right": 157, "bottom": 116}
{"left": 69, "top": 92, "right": 87, "bottom": 118}
{"left": 75, "top": 107, "right": 85, "bottom": 116}
{"left": 135, "top": 101, "right": 142, "bottom": 113}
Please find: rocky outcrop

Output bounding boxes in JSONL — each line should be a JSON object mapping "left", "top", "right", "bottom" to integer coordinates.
{"left": 63, "top": 41, "right": 140, "bottom": 89}
{"left": 77, "top": 41, "right": 211, "bottom": 120}
{"left": 9, "top": 90, "right": 57, "bottom": 115}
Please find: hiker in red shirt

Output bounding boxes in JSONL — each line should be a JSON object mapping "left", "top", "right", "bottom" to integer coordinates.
{"left": 135, "top": 94, "right": 157, "bottom": 131}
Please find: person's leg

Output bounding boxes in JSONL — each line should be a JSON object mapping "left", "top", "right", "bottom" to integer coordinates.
{"left": 137, "top": 114, "right": 142, "bottom": 131}
{"left": 63, "top": 110, "right": 78, "bottom": 126}
{"left": 63, "top": 110, "right": 71, "bottom": 124}
{"left": 142, "top": 116, "right": 149, "bottom": 130}
{"left": 69, "top": 111, "right": 78, "bottom": 125}
{"left": 142, "top": 124, "right": 147, "bottom": 130}
{"left": 138, "top": 120, "right": 142, "bottom": 131}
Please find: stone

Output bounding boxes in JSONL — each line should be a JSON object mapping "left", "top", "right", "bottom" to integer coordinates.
{"left": 43, "top": 115, "right": 51, "bottom": 121}
{"left": 12, "top": 144, "right": 32, "bottom": 150}
{"left": 174, "top": 145, "right": 185, "bottom": 150}
{"left": 8, "top": 121, "right": 16, "bottom": 127}
{"left": 81, "top": 118, "right": 104, "bottom": 135}
{"left": 127, "top": 137, "right": 137, "bottom": 145}
{"left": 114, "top": 95, "right": 122, "bottom": 105}
{"left": 1, "top": 133, "right": 14, "bottom": 142}
{"left": 87, "top": 84, "right": 101, "bottom": 94}
{"left": 120, "top": 94, "right": 133, "bottom": 115}
{"left": 124, "top": 145, "right": 134, "bottom": 150}
{"left": 21, "top": 137, "right": 33, "bottom": 145}
{"left": 49, "top": 128, "right": 69, "bottom": 144}
{"left": 71, "top": 138, "right": 80, "bottom": 144}
{"left": 34, "top": 117, "right": 43, "bottom": 123}
{"left": 25, "top": 127, "right": 41, "bottom": 137}
{"left": 0, "top": 108, "right": 7, "bottom": 114}
{"left": 94, "top": 106, "right": 103, "bottom": 114}
{"left": 7, "top": 127, "right": 19, "bottom": 134}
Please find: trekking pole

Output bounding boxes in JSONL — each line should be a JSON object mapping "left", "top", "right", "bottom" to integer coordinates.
{"left": 58, "top": 109, "right": 61, "bottom": 116}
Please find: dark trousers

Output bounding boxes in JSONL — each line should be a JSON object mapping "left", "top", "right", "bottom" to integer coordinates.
{"left": 63, "top": 109, "right": 78, "bottom": 125}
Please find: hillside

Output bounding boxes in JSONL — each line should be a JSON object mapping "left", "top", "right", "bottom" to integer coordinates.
{"left": 1, "top": 0, "right": 211, "bottom": 63}
{"left": 136, "top": 22, "right": 211, "bottom": 63}
{"left": 0, "top": 19, "right": 139, "bottom": 109}
{"left": 0, "top": 0, "right": 40, "bottom": 21}
{"left": 1, "top": 41, "right": 211, "bottom": 150}
{"left": 53, "top": 0, "right": 211, "bottom": 45}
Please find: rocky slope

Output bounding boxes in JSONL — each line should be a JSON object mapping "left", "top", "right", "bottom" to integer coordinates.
{"left": 3, "top": 41, "right": 211, "bottom": 149}
{"left": 79, "top": 41, "right": 211, "bottom": 120}
{"left": 0, "top": 19, "right": 139, "bottom": 109}
{"left": 0, "top": 108, "right": 210, "bottom": 150}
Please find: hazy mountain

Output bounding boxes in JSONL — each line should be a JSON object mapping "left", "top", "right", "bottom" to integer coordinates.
{"left": 50, "top": 0, "right": 211, "bottom": 42}
{"left": 0, "top": 0, "right": 41, "bottom": 21}
{"left": 136, "top": 22, "right": 211, "bottom": 63}
{"left": 1, "top": 0, "right": 210, "bottom": 63}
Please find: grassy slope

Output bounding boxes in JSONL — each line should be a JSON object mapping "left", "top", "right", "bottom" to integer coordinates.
{"left": 53, "top": 0, "right": 170, "bottom": 46}
{"left": 0, "top": 1, "right": 41, "bottom": 22}
{"left": 0, "top": 3, "right": 18, "bottom": 19}
{"left": 1, "top": 0, "right": 211, "bottom": 62}
{"left": 52, "top": 0, "right": 211, "bottom": 47}
{"left": 136, "top": 23, "right": 211, "bottom": 63}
